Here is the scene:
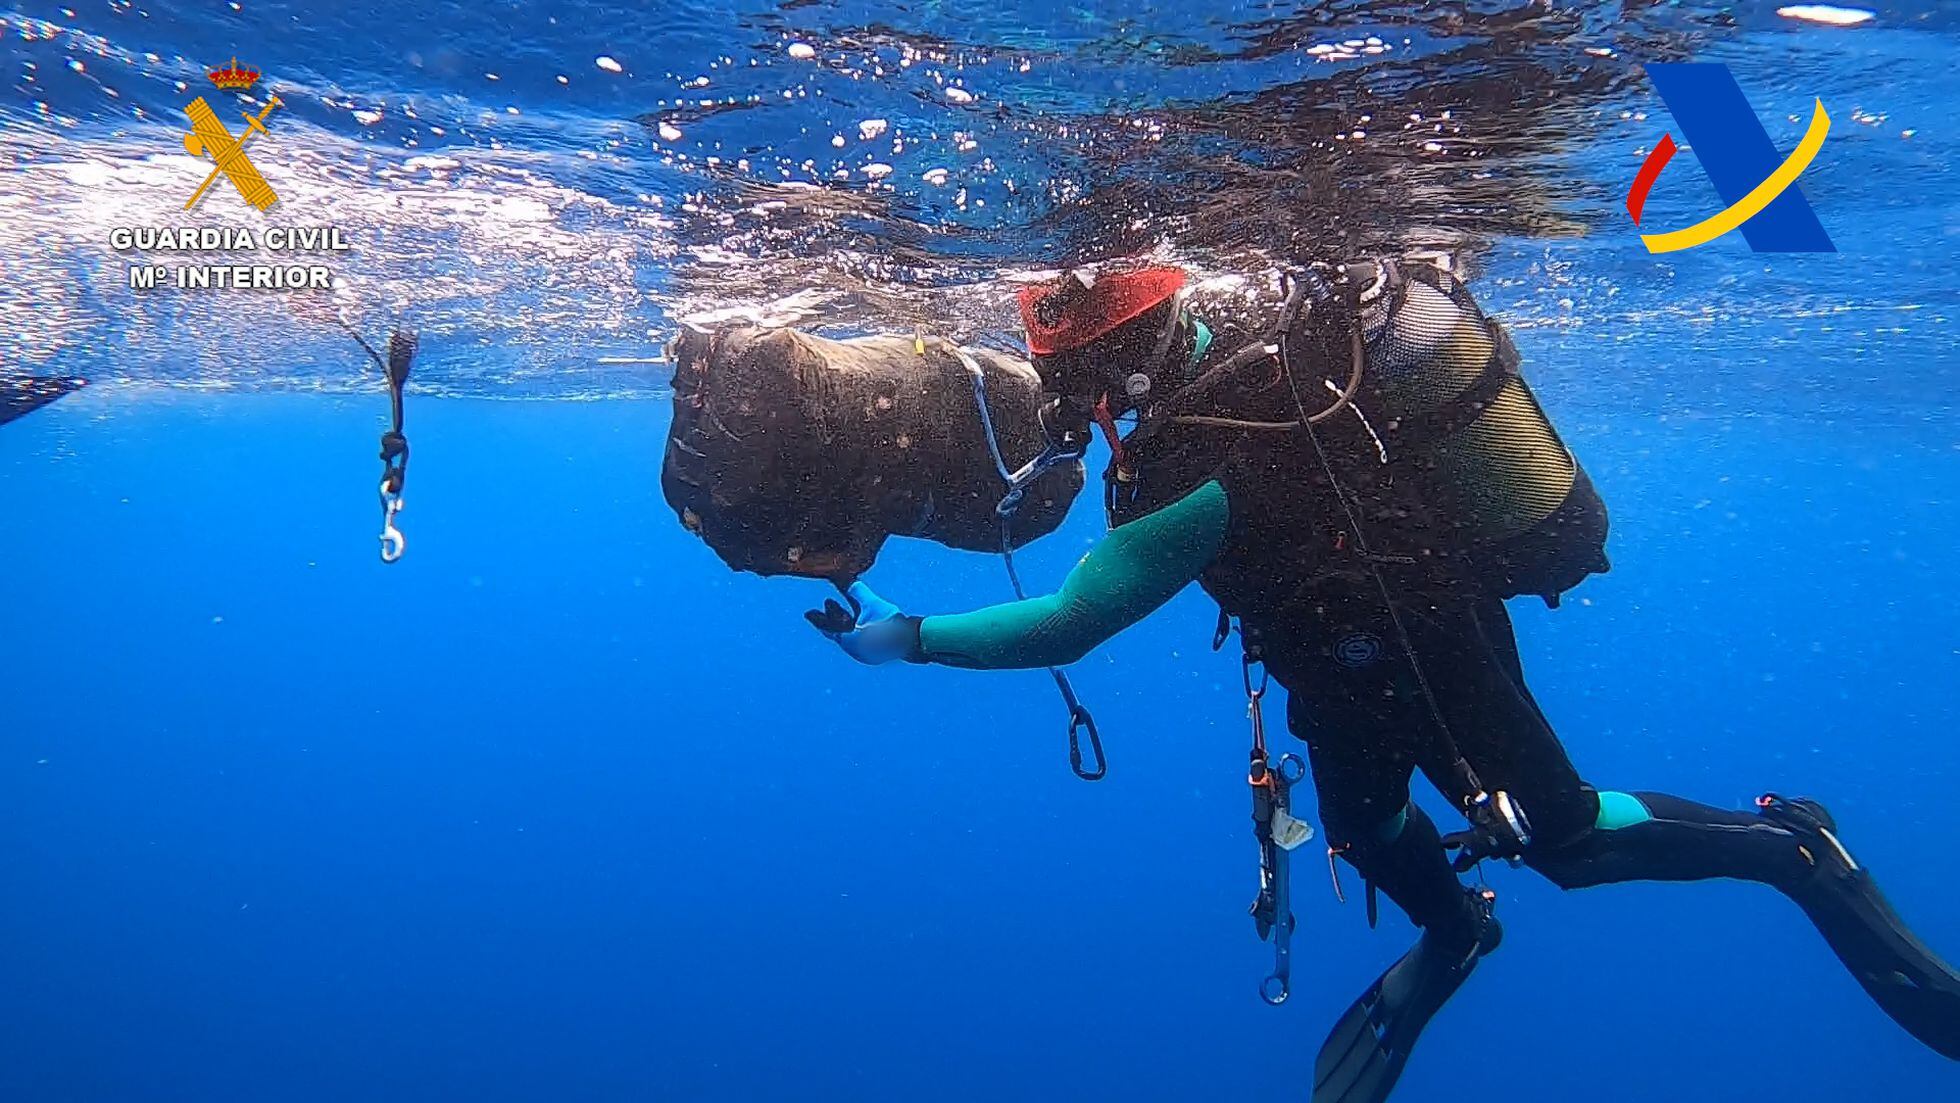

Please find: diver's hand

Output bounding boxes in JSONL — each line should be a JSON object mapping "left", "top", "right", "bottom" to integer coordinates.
{"left": 805, "top": 581, "right": 923, "bottom": 665}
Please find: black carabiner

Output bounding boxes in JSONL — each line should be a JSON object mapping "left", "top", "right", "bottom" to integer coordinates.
{"left": 1065, "top": 701, "right": 1107, "bottom": 782}
{"left": 1243, "top": 655, "right": 1268, "bottom": 702}
{"left": 1052, "top": 668, "right": 1106, "bottom": 781}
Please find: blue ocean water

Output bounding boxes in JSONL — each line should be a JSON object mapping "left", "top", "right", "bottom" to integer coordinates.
{"left": 3, "top": 2, "right": 1957, "bottom": 1102}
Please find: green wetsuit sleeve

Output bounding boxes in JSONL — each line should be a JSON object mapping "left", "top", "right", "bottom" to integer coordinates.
{"left": 916, "top": 479, "right": 1229, "bottom": 670}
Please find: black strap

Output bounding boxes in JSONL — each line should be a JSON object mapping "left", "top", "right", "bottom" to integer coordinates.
{"left": 1158, "top": 339, "right": 1279, "bottom": 416}
{"left": 380, "top": 329, "right": 416, "bottom": 495}
{"left": 1156, "top": 273, "right": 1314, "bottom": 418}
{"left": 1158, "top": 266, "right": 1364, "bottom": 436}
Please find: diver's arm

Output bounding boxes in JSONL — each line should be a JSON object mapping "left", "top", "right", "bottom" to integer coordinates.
{"left": 916, "top": 480, "right": 1229, "bottom": 670}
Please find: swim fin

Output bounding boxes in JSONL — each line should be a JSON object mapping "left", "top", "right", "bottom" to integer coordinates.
{"left": 1760, "top": 794, "right": 1960, "bottom": 1060}
{"left": 1, "top": 374, "right": 86, "bottom": 426}
{"left": 1312, "top": 890, "right": 1502, "bottom": 1103}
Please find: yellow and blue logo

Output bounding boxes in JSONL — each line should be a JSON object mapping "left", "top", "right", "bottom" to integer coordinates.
{"left": 1625, "top": 63, "right": 1834, "bottom": 253}
{"left": 182, "top": 58, "right": 282, "bottom": 212}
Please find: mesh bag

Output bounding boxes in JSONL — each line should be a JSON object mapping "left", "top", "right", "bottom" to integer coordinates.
{"left": 663, "top": 326, "right": 1084, "bottom": 580}
{"left": 1345, "top": 259, "right": 1608, "bottom": 601}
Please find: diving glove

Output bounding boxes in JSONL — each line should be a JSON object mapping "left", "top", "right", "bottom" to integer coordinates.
{"left": 1313, "top": 889, "right": 1502, "bottom": 1103}
{"left": 806, "top": 581, "right": 924, "bottom": 665}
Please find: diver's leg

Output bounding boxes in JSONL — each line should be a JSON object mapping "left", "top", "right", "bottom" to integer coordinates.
{"left": 1528, "top": 788, "right": 1960, "bottom": 1059}
{"left": 1283, "top": 605, "right": 1487, "bottom": 943}
{"left": 1288, "top": 689, "right": 1481, "bottom": 940}
{"left": 1282, "top": 606, "right": 1502, "bottom": 1103}
{"left": 1435, "top": 599, "right": 1960, "bottom": 1060}
{"left": 1409, "top": 598, "right": 1807, "bottom": 876}
{"left": 1403, "top": 596, "right": 1598, "bottom": 847}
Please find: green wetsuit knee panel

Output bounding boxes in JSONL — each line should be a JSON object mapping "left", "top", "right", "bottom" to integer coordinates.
{"left": 1593, "top": 790, "right": 1653, "bottom": 830}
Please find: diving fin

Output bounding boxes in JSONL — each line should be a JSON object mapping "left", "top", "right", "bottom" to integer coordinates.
{"left": 1, "top": 374, "right": 85, "bottom": 426}
{"left": 1313, "top": 890, "right": 1501, "bottom": 1103}
{"left": 1760, "top": 795, "right": 1960, "bottom": 1060}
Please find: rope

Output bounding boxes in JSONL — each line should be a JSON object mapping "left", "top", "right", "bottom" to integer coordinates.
{"left": 953, "top": 342, "right": 1107, "bottom": 781}
{"left": 1154, "top": 309, "right": 1366, "bottom": 432}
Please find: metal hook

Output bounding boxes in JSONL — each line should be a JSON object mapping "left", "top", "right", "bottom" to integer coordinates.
{"left": 1260, "top": 972, "right": 1290, "bottom": 1006}
{"left": 380, "top": 520, "right": 405, "bottom": 562}
{"left": 1242, "top": 651, "right": 1269, "bottom": 700}
{"left": 1277, "top": 752, "right": 1307, "bottom": 785}
{"left": 1064, "top": 698, "right": 1107, "bottom": 781}
{"left": 379, "top": 479, "right": 405, "bottom": 563}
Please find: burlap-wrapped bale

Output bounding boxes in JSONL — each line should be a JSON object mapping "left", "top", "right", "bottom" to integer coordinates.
{"left": 663, "top": 326, "right": 1084, "bottom": 580}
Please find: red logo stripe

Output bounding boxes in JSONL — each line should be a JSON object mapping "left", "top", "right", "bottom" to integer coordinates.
{"left": 1625, "top": 133, "right": 1677, "bottom": 227}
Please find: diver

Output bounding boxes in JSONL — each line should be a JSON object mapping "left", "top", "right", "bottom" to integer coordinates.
{"left": 805, "top": 258, "right": 1960, "bottom": 1102}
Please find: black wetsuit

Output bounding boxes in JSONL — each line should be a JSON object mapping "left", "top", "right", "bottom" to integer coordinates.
{"left": 1098, "top": 339, "right": 1818, "bottom": 939}
{"left": 901, "top": 297, "right": 1960, "bottom": 1069}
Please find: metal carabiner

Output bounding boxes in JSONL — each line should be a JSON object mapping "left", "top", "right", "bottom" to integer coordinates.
{"left": 1255, "top": 747, "right": 1310, "bottom": 1007}
{"left": 1458, "top": 789, "right": 1533, "bottom": 868}
{"left": 1276, "top": 752, "right": 1307, "bottom": 787}
{"left": 380, "top": 520, "right": 405, "bottom": 562}
{"left": 378, "top": 479, "right": 406, "bottom": 563}
{"left": 1063, "top": 695, "right": 1107, "bottom": 782}
{"left": 1242, "top": 651, "right": 1268, "bottom": 701}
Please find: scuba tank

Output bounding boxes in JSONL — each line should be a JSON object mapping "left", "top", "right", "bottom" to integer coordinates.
{"left": 1034, "top": 256, "right": 1610, "bottom": 606}
{"left": 1331, "top": 254, "right": 1609, "bottom": 605}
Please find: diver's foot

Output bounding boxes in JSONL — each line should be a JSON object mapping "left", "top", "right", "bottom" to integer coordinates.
{"left": 1759, "top": 794, "right": 1960, "bottom": 1060}
{"left": 1312, "top": 889, "right": 1501, "bottom": 1103}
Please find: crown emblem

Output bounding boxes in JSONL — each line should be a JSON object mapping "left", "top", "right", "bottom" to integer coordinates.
{"left": 207, "top": 57, "right": 260, "bottom": 91}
